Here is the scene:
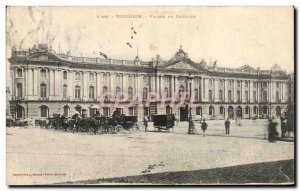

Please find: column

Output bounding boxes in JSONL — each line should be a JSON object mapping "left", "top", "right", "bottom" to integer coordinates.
{"left": 27, "top": 68, "right": 33, "bottom": 96}
{"left": 224, "top": 79, "right": 228, "bottom": 102}
{"left": 233, "top": 80, "right": 237, "bottom": 102}
{"left": 54, "top": 69, "right": 61, "bottom": 98}
{"left": 214, "top": 78, "right": 218, "bottom": 102}
{"left": 33, "top": 68, "right": 38, "bottom": 96}
{"left": 199, "top": 77, "right": 202, "bottom": 101}
{"left": 49, "top": 69, "right": 54, "bottom": 97}
{"left": 160, "top": 75, "right": 164, "bottom": 98}
{"left": 258, "top": 82, "right": 261, "bottom": 102}
{"left": 10, "top": 67, "right": 15, "bottom": 99}
{"left": 174, "top": 76, "right": 178, "bottom": 97}
{"left": 96, "top": 72, "right": 101, "bottom": 100}
{"left": 249, "top": 80, "right": 253, "bottom": 102}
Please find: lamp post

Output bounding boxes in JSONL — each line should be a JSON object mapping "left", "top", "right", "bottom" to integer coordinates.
{"left": 187, "top": 73, "right": 193, "bottom": 117}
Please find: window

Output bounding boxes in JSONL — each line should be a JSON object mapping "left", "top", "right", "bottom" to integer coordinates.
{"left": 228, "top": 80, "right": 232, "bottom": 87}
{"left": 263, "top": 106, "right": 268, "bottom": 115}
{"left": 253, "top": 91, "right": 257, "bottom": 102}
{"left": 253, "top": 82, "right": 256, "bottom": 88}
{"left": 75, "top": 86, "right": 81, "bottom": 99}
{"left": 166, "top": 106, "right": 172, "bottom": 114}
{"left": 253, "top": 106, "right": 257, "bottom": 114}
{"left": 63, "top": 106, "right": 69, "bottom": 117}
{"left": 40, "top": 83, "right": 47, "bottom": 98}
{"left": 75, "top": 106, "right": 82, "bottom": 115}
{"left": 102, "top": 74, "right": 108, "bottom": 82}
{"left": 209, "top": 79, "right": 213, "bottom": 86}
{"left": 164, "top": 87, "right": 169, "bottom": 98}
{"left": 17, "top": 83, "right": 22, "bottom": 97}
{"left": 116, "top": 75, "right": 121, "bottom": 83}
{"left": 143, "top": 87, "right": 148, "bottom": 99}
{"left": 75, "top": 72, "right": 80, "bottom": 81}
{"left": 237, "top": 81, "right": 240, "bottom": 87}
{"left": 103, "top": 107, "right": 110, "bottom": 117}
{"left": 40, "top": 69, "right": 46, "bottom": 78}
{"left": 237, "top": 91, "right": 241, "bottom": 102}
{"left": 40, "top": 106, "right": 48, "bottom": 117}
{"left": 128, "top": 107, "right": 134, "bottom": 115}
{"left": 128, "top": 75, "right": 133, "bottom": 83}
{"left": 63, "top": 71, "right": 67, "bottom": 79}
{"left": 208, "top": 90, "right": 212, "bottom": 101}
{"left": 263, "top": 91, "right": 268, "bottom": 102}
{"left": 209, "top": 106, "right": 214, "bottom": 116}
{"left": 263, "top": 82, "right": 267, "bottom": 88}
{"left": 276, "top": 91, "right": 280, "bottom": 102}
{"left": 63, "top": 85, "right": 67, "bottom": 98}
{"left": 228, "top": 90, "right": 232, "bottom": 102}
{"left": 245, "top": 82, "right": 248, "bottom": 87}
{"left": 219, "top": 80, "right": 222, "bottom": 86}
{"left": 143, "top": 76, "right": 149, "bottom": 84}
{"left": 245, "top": 91, "right": 249, "bottom": 102}
{"left": 17, "top": 68, "right": 22, "bottom": 77}
{"left": 220, "top": 106, "right": 224, "bottom": 115}
{"left": 196, "top": 107, "right": 202, "bottom": 115}
{"left": 89, "top": 86, "right": 95, "bottom": 99}
{"left": 128, "top": 87, "right": 133, "bottom": 100}
{"left": 194, "top": 89, "right": 199, "bottom": 100}
{"left": 218, "top": 90, "right": 223, "bottom": 101}
{"left": 179, "top": 85, "right": 185, "bottom": 98}
{"left": 276, "top": 82, "right": 280, "bottom": 88}
{"left": 89, "top": 73, "right": 95, "bottom": 81}
{"left": 245, "top": 106, "right": 249, "bottom": 115}
{"left": 103, "top": 86, "right": 108, "bottom": 100}
{"left": 115, "top": 86, "right": 121, "bottom": 98}
{"left": 16, "top": 105, "right": 23, "bottom": 119}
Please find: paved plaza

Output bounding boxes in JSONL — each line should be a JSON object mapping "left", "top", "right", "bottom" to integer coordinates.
{"left": 6, "top": 119, "right": 294, "bottom": 185}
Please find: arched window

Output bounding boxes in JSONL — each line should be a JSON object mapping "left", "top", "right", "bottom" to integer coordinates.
{"left": 253, "top": 91, "right": 257, "bottom": 102}
{"left": 228, "top": 80, "right": 232, "bottom": 87}
{"left": 75, "top": 72, "right": 80, "bottom": 81}
{"left": 63, "top": 85, "right": 67, "bottom": 98}
{"left": 40, "top": 69, "right": 46, "bottom": 78}
{"left": 128, "top": 107, "right": 134, "bottom": 115}
{"left": 263, "top": 82, "right": 267, "bottom": 88}
{"left": 220, "top": 106, "right": 224, "bottom": 115}
{"left": 209, "top": 79, "right": 213, "bottom": 86}
{"left": 128, "top": 87, "right": 133, "bottom": 100}
{"left": 166, "top": 106, "right": 172, "bottom": 114}
{"left": 276, "top": 91, "right": 280, "bottom": 102}
{"left": 40, "top": 105, "right": 48, "bottom": 117}
{"left": 102, "top": 74, "right": 108, "bottom": 82}
{"left": 253, "top": 82, "right": 257, "bottom": 88}
{"left": 179, "top": 85, "right": 185, "bottom": 98}
{"left": 237, "top": 91, "right": 241, "bottom": 102}
{"left": 63, "top": 105, "right": 69, "bottom": 117}
{"left": 89, "top": 86, "right": 95, "bottom": 99}
{"left": 196, "top": 107, "right": 202, "bottom": 115}
{"left": 75, "top": 86, "right": 81, "bottom": 99}
{"left": 116, "top": 75, "right": 121, "bottom": 83}
{"left": 128, "top": 75, "right": 133, "bottom": 83}
{"left": 40, "top": 83, "right": 47, "bottom": 98}
{"left": 218, "top": 90, "right": 223, "bottom": 101}
{"left": 63, "top": 71, "right": 68, "bottom": 79}
{"left": 228, "top": 90, "right": 232, "bottom": 102}
{"left": 143, "top": 76, "right": 149, "bottom": 84}
{"left": 263, "top": 91, "right": 268, "bottom": 102}
{"left": 143, "top": 87, "right": 148, "bottom": 99}
{"left": 89, "top": 73, "right": 95, "bottom": 81}
{"left": 17, "top": 83, "right": 22, "bottom": 98}
{"left": 208, "top": 90, "right": 212, "bottom": 101}
{"left": 115, "top": 86, "right": 121, "bottom": 97}
{"left": 16, "top": 105, "right": 24, "bottom": 119}
{"left": 164, "top": 87, "right": 169, "bottom": 98}
{"left": 276, "top": 82, "right": 280, "bottom": 88}
{"left": 245, "top": 91, "right": 249, "bottom": 102}
{"left": 75, "top": 106, "right": 82, "bottom": 115}
{"left": 245, "top": 106, "right": 250, "bottom": 115}
{"left": 103, "top": 86, "right": 108, "bottom": 100}
{"left": 245, "top": 81, "right": 249, "bottom": 87}
{"left": 253, "top": 106, "right": 257, "bottom": 115}
{"left": 194, "top": 88, "right": 199, "bottom": 100}
{"left": 17, "top": 68, "right": 22, "bottom": 77}
{"left": 209, "top": 106, "right": 214, "bottom": 116}
{"left": 237, "top": 81, "right": 240, "bottom": 87}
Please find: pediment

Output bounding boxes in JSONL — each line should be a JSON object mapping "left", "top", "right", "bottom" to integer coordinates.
{"left": 167, "top": 61, "right": 196, "bottom": 70}
{"left": 238, "top": 65, "right": 256, "bottom": 72}
{"left": 161, "top": 59, "right": 207, "bottom": 72}
{"left": 26, "top": 52, "right": 61, "bottom": 62}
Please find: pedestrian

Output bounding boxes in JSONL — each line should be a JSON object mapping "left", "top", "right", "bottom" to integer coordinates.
{"left": 268, "top": 119, "right": 279, "bottom": 142}
{"left": 280, "top": 116, "right": 287, "bottom": 138}
{"left": 188, "top": 115, "right": 195, "bottom": 134}
{"left": 144, "top": 115, "right": 149, "bottom": 132}
{"left": 201, "top": 119, "right": 208, "bottom": 137}
{"left": 224, "top": 118, "right": 230, "bottom": 135}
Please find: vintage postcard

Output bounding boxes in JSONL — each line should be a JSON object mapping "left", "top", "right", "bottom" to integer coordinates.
{"left": 6, "top": 6, "right": 295, "bottom": 185}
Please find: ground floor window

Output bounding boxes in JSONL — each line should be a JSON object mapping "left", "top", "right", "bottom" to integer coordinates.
{"left": 209, "top": 106, "right": 214, "bottom": 115}
{"left": 103, "top": 107, "right": 110, "bottom": 117}
{"left": 196, "top": 107, "right": 202, "bottom": 115}
{"left": 166, "top": 106, "right": 172, "bottom": 114}
{"left": 75, "top": 106, "right": 82, "bottom": 116}
{"left": 128, "top": 107, "right": 134, "bottom": 115}
{"left": 63, "top": 106, "right": 69, "bottom": 117}
{"left": 90, "top": 108, "right": 97, "bottom": 116}
{"left": 16, "top": 105, "right": 23, "bottom": 119}
{"left": 220, "top": 106, "right": 224, "bottom": 115}
{"left": 40, "top": 106, "right": 48, "bottom": 118}
{"left": 116, "top": 108, "right": 123, "bottom": 114}
{"left": 263, "top": 106, "right": 268, "bottom": 115}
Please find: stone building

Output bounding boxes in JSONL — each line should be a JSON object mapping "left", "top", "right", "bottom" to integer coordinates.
{"left": 8, "top": 44, "right": 290, "bottom": 121}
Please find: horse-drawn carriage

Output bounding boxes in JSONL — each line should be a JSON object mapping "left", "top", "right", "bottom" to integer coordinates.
{"left": 152, "top": 114, "right": 176, "bottom": 132}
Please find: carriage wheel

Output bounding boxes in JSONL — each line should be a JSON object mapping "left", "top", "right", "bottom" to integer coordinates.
{"left": 132, "top": 122, "right": 140, "bottom": 131}
{"left": 116, "top": 125, "right": 124, "bottom": 133}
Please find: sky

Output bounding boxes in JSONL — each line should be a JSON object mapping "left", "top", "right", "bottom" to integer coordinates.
{"left": 6, "top": 6, "right": 294, "bottom": 75}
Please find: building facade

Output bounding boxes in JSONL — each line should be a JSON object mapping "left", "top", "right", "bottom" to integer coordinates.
{"left": 8, "top": 44, "right": 290, "bottom": 121}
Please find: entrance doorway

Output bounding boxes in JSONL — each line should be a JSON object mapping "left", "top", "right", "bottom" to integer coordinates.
{"left": 180, "top": 105, "right": 189, "bottom": 121}
{"left": 236, "top": 106, "right": 242, "bottom": 118}
{"left": 228, "top": 106, "right": 234, "bottom": 119}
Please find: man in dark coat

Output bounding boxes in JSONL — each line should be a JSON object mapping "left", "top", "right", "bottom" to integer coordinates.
{"left": 224, "top": 118, "right": 230, "bottom": 135}
{"left": 268, "top": 119, "right": 279, "bottom": 142}
{"left": 188, "top": 115, "right": 195, "bottom": 134}
{"left": 201, "top": 119, "right": 208, "bottom": 137}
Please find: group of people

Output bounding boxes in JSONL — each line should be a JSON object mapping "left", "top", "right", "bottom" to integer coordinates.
{"left": 188, "top": 116, "right": 231, "bottom": 136}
